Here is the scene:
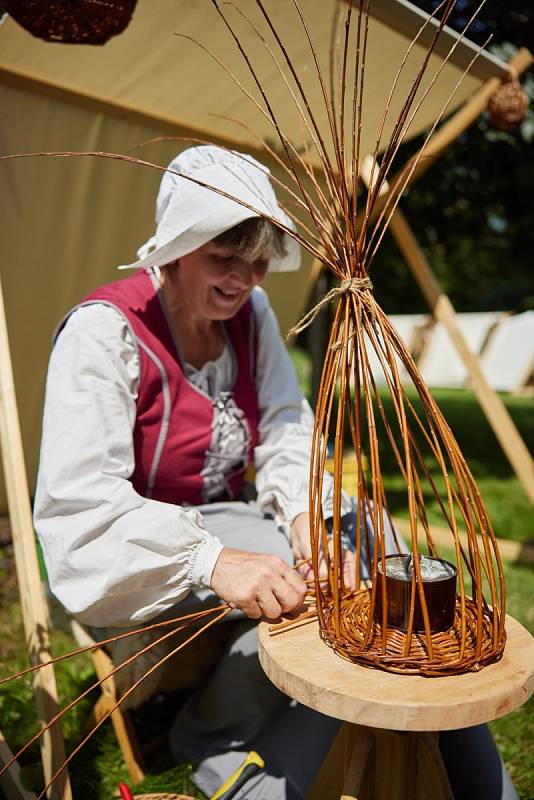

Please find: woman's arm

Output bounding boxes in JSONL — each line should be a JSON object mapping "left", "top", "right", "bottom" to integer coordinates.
{"left": 251, "top": 288, "right": 352, "bottom": 524}
{"left": 251, "top": 289, "right": 355, "bottom": 585}
{"left": 34, "top": 304, "right": 223, "bottom": 627}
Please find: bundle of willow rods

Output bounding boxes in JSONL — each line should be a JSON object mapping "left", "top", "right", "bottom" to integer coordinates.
{"left": 204, "top": 0, "right": 506, "bottom": 675}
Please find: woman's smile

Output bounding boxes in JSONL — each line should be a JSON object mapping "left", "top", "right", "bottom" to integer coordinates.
{"left": 163, "top": 242, "right": 269, "bottom": 325}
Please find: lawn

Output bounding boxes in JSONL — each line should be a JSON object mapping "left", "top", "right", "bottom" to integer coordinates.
{"left": 290, "top": 347, "right": 534, "bottom": 544}
{"left": 0, "top": 354, "right": 532, "bottom": 798}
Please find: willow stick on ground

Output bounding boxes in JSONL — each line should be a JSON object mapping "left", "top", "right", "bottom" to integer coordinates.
{"left": 0, "top": 606, "right": 230, "bottom": 783}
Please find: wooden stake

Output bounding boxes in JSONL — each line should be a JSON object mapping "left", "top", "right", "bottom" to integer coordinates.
{"left": 0, "top": 728, "right": 37, "bottom": 800}
{"left": 0, "top": 275, "right": 72, "bottom": 800}
{"left": 89, "top": 648, "right": 145, "bottom": 785}
{"left": 388, "top": 207, "right": 534, "bottom": 504}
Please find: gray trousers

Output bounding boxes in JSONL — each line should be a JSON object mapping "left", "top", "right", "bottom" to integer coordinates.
{"left": 164, "top": 502, "right": 517, "bottom": 800}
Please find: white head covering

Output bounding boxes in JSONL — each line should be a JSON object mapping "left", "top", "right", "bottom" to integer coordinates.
{"left": 119, "top": 145, "right": 301, "bottom": 272}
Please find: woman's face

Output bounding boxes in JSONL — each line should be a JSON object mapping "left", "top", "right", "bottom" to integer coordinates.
{"left": 164, "top": 240, "right": 269, "bottom": 323}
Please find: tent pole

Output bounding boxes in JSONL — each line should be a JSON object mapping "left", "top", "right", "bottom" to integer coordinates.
{"left": 0, "top": 275, "right": 72, "bottom": 800}
{"left": 0, "top": 729, "right": 37, "bottom": 800}
{"left": 387, "top": 206, "right": 534, "bottom": 504}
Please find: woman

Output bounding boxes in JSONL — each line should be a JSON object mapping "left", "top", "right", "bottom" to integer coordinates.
{"left": 34, "top": 145, "right": 517, "bottom": 800}
{"left": 34, "top": 145, "right": 356, "bottom": 799}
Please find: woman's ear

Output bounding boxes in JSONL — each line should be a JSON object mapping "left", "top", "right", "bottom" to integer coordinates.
{"left": 160, "top": 260, "right": 180, "bottom": 286}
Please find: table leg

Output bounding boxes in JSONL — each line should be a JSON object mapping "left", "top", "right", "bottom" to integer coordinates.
{"left": 308, "top": 724, "right": 453, "bottom": 800}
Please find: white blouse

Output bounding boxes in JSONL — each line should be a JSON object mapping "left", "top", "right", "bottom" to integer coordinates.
{"left": 34, "top": 286, "right": 346, "bottom": 627}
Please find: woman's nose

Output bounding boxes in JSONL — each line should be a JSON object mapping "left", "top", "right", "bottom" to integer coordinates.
{"left": 232, "top": 259, "right": 255, "bottom": 287}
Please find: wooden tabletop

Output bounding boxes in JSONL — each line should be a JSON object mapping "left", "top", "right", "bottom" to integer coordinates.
{"left": 258, "top": 615, "right": 534, "bottom": 732}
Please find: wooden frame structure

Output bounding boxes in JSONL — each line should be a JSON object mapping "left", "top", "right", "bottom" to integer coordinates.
{"left": 0, "top": 276, "right": 71, "bottom": 799}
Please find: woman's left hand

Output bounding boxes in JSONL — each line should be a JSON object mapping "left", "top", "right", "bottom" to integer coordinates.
{"left": 290, "top": 512, "right": 357, "bottom": 590}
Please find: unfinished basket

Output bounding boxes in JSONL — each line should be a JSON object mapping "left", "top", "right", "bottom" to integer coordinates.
{"left": 309, "top": 279, "right": 506, "bottom": 675}
{"left": 211, "top": 0, "right": 508, "bottom": 676}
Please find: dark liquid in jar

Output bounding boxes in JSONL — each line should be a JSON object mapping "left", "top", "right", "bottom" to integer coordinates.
{"left": 374, "top": 554, "right": 457, "bottom": 633}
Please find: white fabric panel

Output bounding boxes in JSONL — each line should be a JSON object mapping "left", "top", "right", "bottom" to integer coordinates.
{"left": 364, "top": 313, "right": 428, "bottom": 385}
{"left": 481, "top": 311, "right": 534, "bottom": 392}
{"left": 418, "top": 312, "right": 505, "bottom": 388}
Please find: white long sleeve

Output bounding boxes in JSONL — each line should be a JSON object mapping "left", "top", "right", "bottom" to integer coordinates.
{"left": 34, "top": 305, "right": 223, "bottom": 627}
{"left": 34, "top": 286, "right": 343, "bottom": 627}
{"left": 251, "top": 290, "right": 350, "bottom": 525}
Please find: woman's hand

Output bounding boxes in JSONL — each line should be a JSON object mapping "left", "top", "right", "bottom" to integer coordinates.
{"left": 210, "top": 547, "right": 306, "bottom": 620}
{"left": 290, "top": 512, "right": 357, "bottom": 590}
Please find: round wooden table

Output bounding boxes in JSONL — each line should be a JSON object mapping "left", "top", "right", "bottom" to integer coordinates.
{"left": 258, "top": 615, "right": 534, "bottom": 800}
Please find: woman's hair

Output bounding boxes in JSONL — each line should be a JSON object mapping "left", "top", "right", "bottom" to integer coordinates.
{"left": 213, "top": 218, "right": 287, "bottom": 262}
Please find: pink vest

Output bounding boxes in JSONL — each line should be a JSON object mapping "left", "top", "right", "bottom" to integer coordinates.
{"left": 64, "top": 271, "right": 259, "bottom": 506}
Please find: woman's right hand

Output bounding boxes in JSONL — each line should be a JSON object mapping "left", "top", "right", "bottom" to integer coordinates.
{"left": 210, "top": 547, "right": 306, "bottom": 620}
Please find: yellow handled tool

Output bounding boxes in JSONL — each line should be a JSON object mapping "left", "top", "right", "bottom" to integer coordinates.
{"left": 210, "top": 751, "right": 265, "bottom": 800}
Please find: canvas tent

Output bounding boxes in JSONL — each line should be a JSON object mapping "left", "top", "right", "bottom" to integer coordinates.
{"left": 418, "top": 311, "right": 506, "bottom": 388}
{"left": 0, "top": 0, "right": 516, "bottom": 513}
{"left": 481, "top": 311, "right": 534, "bottom": 392}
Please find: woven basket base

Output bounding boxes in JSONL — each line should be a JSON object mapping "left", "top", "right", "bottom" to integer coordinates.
{"left": 321, "top": 590, "right": 506, "bottom": 676}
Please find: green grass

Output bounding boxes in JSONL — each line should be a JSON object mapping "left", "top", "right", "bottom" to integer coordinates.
{"left": 375, "top": 387, "right": 534, "bottom": 543}
{"left": 289, "top": 347, "right": 534, "bottom": 543}
{"left": 0, "top": 621, "right": 201, "bottom": 798}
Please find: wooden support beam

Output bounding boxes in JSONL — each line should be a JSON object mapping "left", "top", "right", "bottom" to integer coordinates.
{"left": 0, "top": 275, "right": 72, "bottom": 800}
{"left": 388, "top": 207, "right": 534, "bottom": 504}
{"left": 90, "top": 648, "right": 145, "bottom": 785}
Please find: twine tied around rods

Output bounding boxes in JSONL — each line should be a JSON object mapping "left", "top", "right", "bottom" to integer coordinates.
{"left": 286, "top": 276, "right": 373, "bottom": 341}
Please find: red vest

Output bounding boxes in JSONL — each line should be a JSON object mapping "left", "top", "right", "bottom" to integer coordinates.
{"left": 65, "top": 271, "right": 259, "bottom": 505}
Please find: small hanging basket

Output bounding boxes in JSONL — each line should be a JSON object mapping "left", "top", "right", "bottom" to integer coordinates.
{"left": 488, "top": 71, "right": 529, "bottom": 131}
{"left": 4, "top": 0, "right": 138, "bottom": 45}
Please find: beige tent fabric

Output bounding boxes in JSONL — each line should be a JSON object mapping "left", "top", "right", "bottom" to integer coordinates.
{"left": 0, "top": 0, "right": 508, "bottom": 509}
{"left": 0, "top": 1, "right": 501, "bottom": 163}
{"left": 0, "top": 85, "right": 316, "bottom": 510}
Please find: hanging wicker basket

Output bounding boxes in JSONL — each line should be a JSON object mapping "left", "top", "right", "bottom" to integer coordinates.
{"left": 488, "top": 73, "right": 529, "bottom": 131}
{"left": 3, "top": 0, "right": 138, "bottom": 45}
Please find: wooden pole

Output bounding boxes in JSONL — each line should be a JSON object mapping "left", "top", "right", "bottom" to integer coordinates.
{"left": 0, "top": 275, "right": 72, "bottom": 800}
{"left": 388, "top": 207, "right": 534, "bottom": 503}
{"left": 0, "top": 729, "right": 37, "bottom": 800}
